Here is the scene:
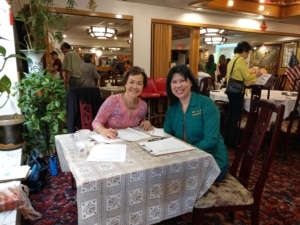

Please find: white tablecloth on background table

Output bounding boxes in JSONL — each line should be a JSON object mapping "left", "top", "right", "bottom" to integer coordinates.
{"left": 210, "top": 89, "right": 298, "bottom": 119}
{"left": 55, "top": 134, "right": 220, "bottom": 225}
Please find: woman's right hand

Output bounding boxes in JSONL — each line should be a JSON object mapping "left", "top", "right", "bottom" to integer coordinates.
{"left": 95, "top": 126, "right": 118, "bottom": 139}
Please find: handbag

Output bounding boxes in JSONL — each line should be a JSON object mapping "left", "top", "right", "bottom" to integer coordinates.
{"left": 225, "top": 57, "right": 244, "bottom": 94}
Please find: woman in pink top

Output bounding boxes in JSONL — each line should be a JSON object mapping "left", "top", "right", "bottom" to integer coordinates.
{"left": 92, "top": 66, "right": 152, "bottom": 139}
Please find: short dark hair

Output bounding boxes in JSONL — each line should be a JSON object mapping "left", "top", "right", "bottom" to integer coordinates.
{"left": 166, "top": 64, "right": 199, "bottom": 105}
{"left": 83, "top": 54, "right": 92, "bottom": 63}
{"left": 122, "top": 66, "right": 147, "bottom": 88}
{"left": 234, "top": 41, "right": 252, "bottom": 54}
{"left": 60, "top": 42, "right": 72, "bottom": 50}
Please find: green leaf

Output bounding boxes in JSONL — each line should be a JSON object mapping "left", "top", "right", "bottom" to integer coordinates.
{"left": 0, "top": 75, "right": 11, "bottom": 93}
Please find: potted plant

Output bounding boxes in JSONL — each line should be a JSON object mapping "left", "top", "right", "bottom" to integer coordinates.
{"left": 14, "top": 0, "right": 77, "bottom": 72}
{"left": 0, "top": 37, "right": 27, "bottom": 150}
{"left": 13, "top": 70, "right": 67, "bottom": 155}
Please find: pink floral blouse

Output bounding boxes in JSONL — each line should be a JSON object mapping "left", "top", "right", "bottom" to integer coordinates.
{"left": 92, "top": 93, "right": 147, "bottom": 129}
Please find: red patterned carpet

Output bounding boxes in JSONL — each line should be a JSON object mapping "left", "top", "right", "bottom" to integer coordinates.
{"left": 23, "top": 148, "right": 300, "bottom": 225}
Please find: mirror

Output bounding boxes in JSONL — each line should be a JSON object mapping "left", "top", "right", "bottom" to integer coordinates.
{"left": 44, "top": 8, "right": 133, "bottom": 66}
{"left": 170, "top": 24, "right": 300, "bottom": 75}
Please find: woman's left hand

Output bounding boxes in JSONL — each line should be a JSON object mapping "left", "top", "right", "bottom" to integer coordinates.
{"left": 140, "top": 120, "right": 153, "bottom": 131}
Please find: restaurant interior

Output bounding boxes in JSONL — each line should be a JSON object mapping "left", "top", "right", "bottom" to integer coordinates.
{"left": 1, "top": 0, "right": 300, "bottom": 225}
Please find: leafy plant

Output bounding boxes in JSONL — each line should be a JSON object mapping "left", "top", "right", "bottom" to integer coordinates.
{"left": 0, "top": 37, "right": 27, "bottom": 108}
{"left": 13, "top": 70, "right": 67, "bottom": 155}
{"left": 15, "top": 0, "right": 77, "bottom": 51}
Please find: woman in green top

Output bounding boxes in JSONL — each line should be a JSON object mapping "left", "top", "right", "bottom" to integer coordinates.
{"left": 163, "top": 65, "right": 229, "bottom": 182}
{"left": 205, "top": 54, "right": 217, "bottom": 81}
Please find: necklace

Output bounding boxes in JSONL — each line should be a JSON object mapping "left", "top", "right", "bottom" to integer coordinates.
{"left": 122, "top": 94, "right": 138, "bottom": 110}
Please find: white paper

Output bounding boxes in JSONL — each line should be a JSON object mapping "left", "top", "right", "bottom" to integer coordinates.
{"left": 148, "top": 128, "right": 166, "bottom": 137}
{"left": 255, "top": 74, "right": 272, "bottom": 85}
{"left": 0, "top": 165, "right": 31, "bottom": 182}
{"left": 86, "top": 144, "right": 126, "bottom": 162}
{"left": 90, "top": 134, "right": 123, "bottom": 144}
{"left": 117, "top": 128, "right": 151, "bottom": 141}
{"left": 139, "top": 137, "right": 196, "bottom": 155}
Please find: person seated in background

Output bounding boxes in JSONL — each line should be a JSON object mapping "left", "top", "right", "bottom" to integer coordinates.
{"left": 124, "top": 60, "right": 132, "bottom": 72}
{"left": 197, "top": 63, "right": 211, "bottom": 87}
{"left": 92, "top": 66, "right": 153, "bottom": 139}
{"left": 80, "top": 53, "right": 100, "bottom": 87}
{"left": 163, "top": 64, "right": 229, "bottom": 182}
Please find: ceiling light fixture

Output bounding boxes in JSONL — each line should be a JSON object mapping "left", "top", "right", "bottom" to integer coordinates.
{"left": 200, "top": 28, "right": 225, "bottom": 36}
{"left": 227, "top": 0, "right": 234, "bottom": 7}
{"left": 87, "top": 26, "right": 117, "bottom": 39}
{"left": 259, "top": 5, "right": 265, "bottom": 11}
{"left": 108, "top": 47, "right": 121, "bottom": 51}
{"left": 203, "top": 36, "right": 227, "bottom": 45}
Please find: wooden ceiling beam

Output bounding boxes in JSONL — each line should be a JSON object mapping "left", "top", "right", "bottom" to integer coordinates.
{"left": 189, "top": 0, "right": 300, "bottom": 18}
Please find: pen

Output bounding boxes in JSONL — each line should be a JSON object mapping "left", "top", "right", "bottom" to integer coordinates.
{"left": 148, "top": 137, "right": 165, "bottom": 142}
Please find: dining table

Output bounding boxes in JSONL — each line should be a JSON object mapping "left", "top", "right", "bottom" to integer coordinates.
{"left": 55, "top": 132, "right": 220, "bottom": 225}
{"left": 100, "top": 86, "right": 125, "bottom": 99}
{"left": 210, "top": 89, "right": 299, "bottom": 119}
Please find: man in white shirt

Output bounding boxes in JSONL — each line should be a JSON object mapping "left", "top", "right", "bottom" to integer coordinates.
{"left": 197, "top": 64, "right": 211, "bottom": 86}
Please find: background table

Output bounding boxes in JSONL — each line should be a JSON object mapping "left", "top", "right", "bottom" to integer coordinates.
{"left": 210, "top": 89, "right": 298, "bottom": 119}
{"left": 100, "top": 86, "right": 125, "bottom": 100}
{"left": 55, "top": 134, "right": 220, "bottom": 225}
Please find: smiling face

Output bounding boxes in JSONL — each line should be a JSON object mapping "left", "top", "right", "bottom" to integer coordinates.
{"left": 124, "top": 74, "right": 144, "bottom": 98}
{"left": 170, "top": 73, "right": 192, "bottom": 101}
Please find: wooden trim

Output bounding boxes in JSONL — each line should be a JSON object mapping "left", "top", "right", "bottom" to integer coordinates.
{"left": 189, "top": 27, "right": 200, "bottom": 77}
{"left": 151, "top": 18, "right": 300, "bottom": 38}
{"left": 151, "top": 23, "right": 172, "bottom": 78}
{"left": 48, "top": 7, "right": 133, "bottom": 20}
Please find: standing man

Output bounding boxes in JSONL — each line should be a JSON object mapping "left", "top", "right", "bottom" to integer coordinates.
{"left": 60, "top": 42, "right": 82, "bottom": 88}
{"left": 49, "top": 51, "right": 63, "bottom": 79}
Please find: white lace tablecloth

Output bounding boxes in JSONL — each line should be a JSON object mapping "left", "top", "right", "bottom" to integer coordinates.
{"left": 210, "top": 89, "right": 298, "bottom": 119}
{"left": 55, "top": 134, "right": 220, "bottom": 225}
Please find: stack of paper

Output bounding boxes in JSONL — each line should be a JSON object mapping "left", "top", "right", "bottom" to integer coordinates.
{"left": 86, "top": 144, "right": 126, "bottom": 162}
{"left": 139, "top": 137, "right": 196, "bottom": 156}
{"left": 91, "top": 127, "right": 151, "bottom": 143}
{"left": 0, "top": 165, "right": 31, "bottom": 182}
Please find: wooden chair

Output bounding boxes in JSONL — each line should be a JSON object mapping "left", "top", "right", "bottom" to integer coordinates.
{"left": 292, "top": 78, "right": 300, "bottom": 91}
{"left": 274, "top": 74, "right": 287, "bottom": 90}
{"left": 281, "top": 84, "right": 300, "bottom": 159}
{"left": 193, "top": 99, "right": 285, "bottom": 225}
{"left": 66, "top": 87, "right": 102, "bottom": 133}
{"left": 239, "top": 85, "right": 271, "bottom": 130}
{"left": 199, "top": 77, "right": 215, "bottom": 96}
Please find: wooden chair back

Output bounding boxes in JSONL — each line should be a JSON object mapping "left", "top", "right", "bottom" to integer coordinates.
{"left": 274, "top": 74, "right": 287, "bottom": 90}
{"left": 66, "top": 87, "right": 102, "bottom": 132}
{"left": 281, "top": 82, "right": 300, "bottom": 158}
{"left": 193, "top": 99, "right": 285, "bottom": 225}
{"left": 199, "top": 77, "right": 215, "bottom": 96}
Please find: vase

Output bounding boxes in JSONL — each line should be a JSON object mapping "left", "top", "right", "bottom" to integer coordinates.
{"left": 0, "top": 114, "right": 25, "bottom": 150}
{"left": 21, "top": 49, "right": 46, "bottom": 73}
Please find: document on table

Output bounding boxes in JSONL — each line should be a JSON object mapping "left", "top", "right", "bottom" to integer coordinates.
{"left": 117, "top": 127, "right": 151, "bottom": 141}
{"left": 86, "top": 144, "right": 126, "bottom": 162}
{"left": 139, "top": 137, "right": 196, "bottom": 156}
{"left": 0, "top": 165, "right": 31, "bottom": 182}
{"left": 255, "top": 74, "right": 272, "bottom": 85}
{"left": 148, "top": 128, "right": 166, "bottom": 137}
{"left": 90, "top": 134, "right": 123, "bottom": 144}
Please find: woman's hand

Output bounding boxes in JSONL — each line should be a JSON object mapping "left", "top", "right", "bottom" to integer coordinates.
{"left": 95, "top": 126, "right": 118, "bottom": 139}
{"left": 140, "top": 120, "right": 153, "bottom": 131}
